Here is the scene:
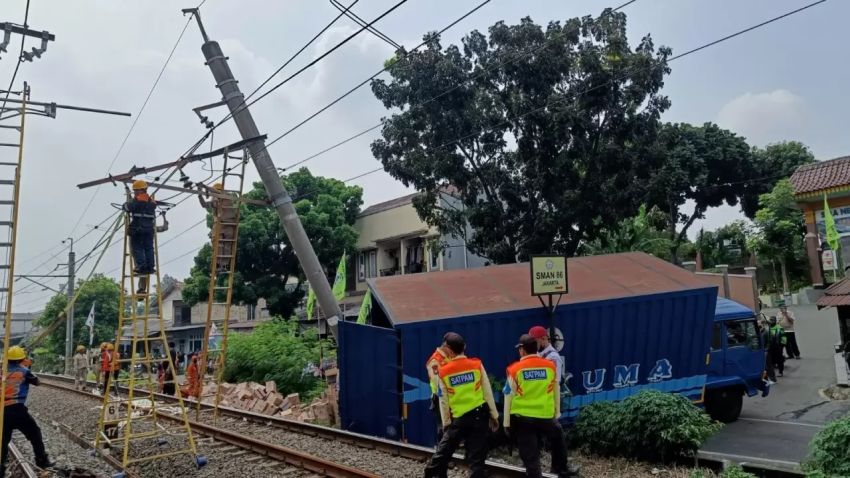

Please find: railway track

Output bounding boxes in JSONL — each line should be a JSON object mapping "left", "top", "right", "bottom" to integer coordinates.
{"left": 39, "top": 373, "right": 533, "bottom": 477}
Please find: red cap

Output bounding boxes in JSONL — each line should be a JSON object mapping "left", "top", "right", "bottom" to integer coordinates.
{"left": 528, "top": 326, "right": 548, "bottom": 339}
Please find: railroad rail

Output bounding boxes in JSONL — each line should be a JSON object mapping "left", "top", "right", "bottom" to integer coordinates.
{"left": 7, "top": 443, "right": 39, "bottom": 478}
{"left": 39, "top": 377, "right": 383, "bottom": 477}
{"left": 39, "top": 373, "right": 534, "bottom": 477}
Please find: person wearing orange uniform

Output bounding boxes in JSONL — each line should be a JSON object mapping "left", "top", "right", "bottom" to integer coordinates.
{"left": 111, "top": 348, "right": 122, "bottom": 386}
{"left": 425, "top": 341, "right": 449, "bottom": 440}
{"left": 0, "top": 346, "right": 53, "bottom": 475}
{"left": 424, "top": 332, "right": 499, "bottom": 478}
{"left": 100, "top": 343, "right": 114, "bottom": 392}
{"left": 503, "top": 334, "right": 578, "bottom": 478}
{"left": 181, "top": 354, "right": 200, "bottom": 398}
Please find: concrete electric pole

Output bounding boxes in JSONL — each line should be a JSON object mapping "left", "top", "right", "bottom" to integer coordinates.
{"left": 184, "top": 8, "right": 343, "bottom": 338}
{"left": 63, "top": 237, "right": 74, "bottom": 374}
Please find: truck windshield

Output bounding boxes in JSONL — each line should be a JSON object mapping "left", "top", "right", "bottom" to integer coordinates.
{"left": 726, "top": 319, "right": 760, "bottom": 351}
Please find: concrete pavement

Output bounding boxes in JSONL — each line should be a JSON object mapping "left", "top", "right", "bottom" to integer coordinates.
{"left": 700, "top": 304, "right": 850, "bottom": 471}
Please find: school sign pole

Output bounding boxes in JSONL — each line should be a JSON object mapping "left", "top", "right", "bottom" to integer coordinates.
{"left": 530, "top": 255, "right": 568, "bottom": 345}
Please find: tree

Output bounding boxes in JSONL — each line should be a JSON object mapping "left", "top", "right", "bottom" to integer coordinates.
{"left": 741, "top": 141, "right": 815, "bottom": 216}
{"left": 695, "top": 221, "right": 752, "bottom": 269}
{"left": 182, "top": 168, "right": 362, "bottom": 318}
{"left": 580, "top": 205, "right": 673, "bottom": 259}
{"left": 370, "top": 10, "right": 671, "bottom": 263}
{"left": 32, "top": 274, "right": 120, "bottom": 357}
{"left": 747, "top": 179, "right": 806, "bottom": 295}
{"left": 646, "top": 123, "right": 752, "bottom": 264}
{"left": 647, "top": 131, "right": 814, "bottom": 264}
{"left": 224, "top": 319, "right": 331, "bottom": 400}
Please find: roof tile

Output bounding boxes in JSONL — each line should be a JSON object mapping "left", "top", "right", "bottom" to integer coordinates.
{"left": 790, "top": 156, "right": 850, "bottom": 195}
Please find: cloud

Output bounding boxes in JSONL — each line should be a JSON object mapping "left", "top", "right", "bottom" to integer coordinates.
{"left": 716, "top": 89, "right": 808, "bottom": 147}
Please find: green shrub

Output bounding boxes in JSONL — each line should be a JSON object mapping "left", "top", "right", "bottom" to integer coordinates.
{"left": 720, "top": 466, "right": 756, "bottom": 478}
{"left": 224, "top": 319, "right": 332, "bottom": 400}
{"left": 573, "top": 390, "right": 721, "bottom": 461}
{"left": 805, "top": 416, "right": 850, "bottom": 477}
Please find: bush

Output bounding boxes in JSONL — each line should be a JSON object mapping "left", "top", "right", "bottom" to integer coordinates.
{"left": 224, "top": 319, "right": 331, "bottom": 400}
{"left": 805, "top": 416, "right": 850, "bottom": 477}
{"left": 573, "top": 390, "right": 721, "bottom": 461}
{"left": 720, "top": 466, "right": 756, "bottom": 478}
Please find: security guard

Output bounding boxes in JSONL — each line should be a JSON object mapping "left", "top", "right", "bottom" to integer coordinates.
{"left": 0, "top": 346, "right": 53, "bottom": 475}
{"left": 124, "top": 179, "right": 157, "bottom": 294}
{"left": 425, "top": 340, "right": 449, "bottom": 440}
{"left": 504, "top": 334, "right": 578, "bottom": 478}
{"left": 424, "top": 332, "right": 499, "bottom": 478}
{"left": 73, "top": 345, "right": 89, "bottom": 391}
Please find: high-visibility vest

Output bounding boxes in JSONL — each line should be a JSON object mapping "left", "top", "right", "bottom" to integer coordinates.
{"left": 438, "top": 357, "right": 485, "bottom": 419}
{"left": 506, "top": 356, "right": 556, "bottom": 419}
{"left": 426, "top": 349, "right": 448, "bottom": 395}
{"left": 111, "top": 352, "right": 121, "bottom": 372}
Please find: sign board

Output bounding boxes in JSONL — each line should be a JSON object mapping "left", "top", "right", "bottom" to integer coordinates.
{"left": 823, "top": 249, "right": 838, "bottom": 271}
{"left": 530, "top": 255, "right": 568, "bottom": 296}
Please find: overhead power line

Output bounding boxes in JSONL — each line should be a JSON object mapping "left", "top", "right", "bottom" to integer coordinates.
{"left": 0, "top": 0, "right": 30, "bottom": 117}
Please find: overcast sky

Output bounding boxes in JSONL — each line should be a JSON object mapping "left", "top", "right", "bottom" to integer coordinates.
{"left": 1, "top": 0, "right": 846, "bottom": 312}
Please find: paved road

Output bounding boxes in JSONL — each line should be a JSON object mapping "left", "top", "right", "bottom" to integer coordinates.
{"left": 700, "top": 304, "right": 850, "bottom": 470}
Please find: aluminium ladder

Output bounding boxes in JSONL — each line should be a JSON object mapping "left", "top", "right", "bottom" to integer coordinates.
{"left": 94, "top": 195, "right": 205, "bottom": 471}
{"left": 195, "top": 151, "right": 246, "bottom": 423}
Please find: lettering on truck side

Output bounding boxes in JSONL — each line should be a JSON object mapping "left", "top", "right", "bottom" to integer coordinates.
{"left": 449, "top": 372, "right": 475, "bottom": 387}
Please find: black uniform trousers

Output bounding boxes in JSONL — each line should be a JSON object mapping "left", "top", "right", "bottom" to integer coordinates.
{"left": 512, "top": 415, "right": 571, "bottom": 478}
{"left": 424, "top": 405, "right": 490, "bottom": 478}
{"left": 130, "top": 230, "right": 155, "bottom": 274}
{"left": 784, "top": 331, "right": 801, "bottom": 358}
{"left": 0, "top": 404, "right": 49, "bottom": 475}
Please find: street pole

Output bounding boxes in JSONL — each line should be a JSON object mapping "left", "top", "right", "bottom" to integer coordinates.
{"left": 184, "top": 8, "right": 343, "bottom": 338}
{"left": 64, "top": 237, "right": 74, "bottom": 374}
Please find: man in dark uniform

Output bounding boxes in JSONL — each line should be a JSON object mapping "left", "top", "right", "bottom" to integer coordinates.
{"left": 124, "top": 179, "right": 157, "bottom": 294}
{"left": 0, "top": 346, "right": 53, "bottom": 475}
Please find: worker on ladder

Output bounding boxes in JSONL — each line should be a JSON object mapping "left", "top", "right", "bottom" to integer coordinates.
{"left": 123, "top": 179, "right": 168, "bottom": 294}
{"left": 198, "top": 182, "right": 237, "bottom": 272}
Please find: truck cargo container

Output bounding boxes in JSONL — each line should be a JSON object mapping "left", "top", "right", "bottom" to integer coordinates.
{"left": 338, "top": 252, "right": 767, "bottom": 447}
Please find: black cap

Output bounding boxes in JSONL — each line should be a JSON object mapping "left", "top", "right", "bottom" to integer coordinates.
{"left": 515, "top": 334, "right": 538, "bottom": 353}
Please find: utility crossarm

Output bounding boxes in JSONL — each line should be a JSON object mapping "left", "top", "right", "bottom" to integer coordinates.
{"left": 76, "top": 134, "right": 266, "bottom": 189}
{"left": 0, "top": 97, "right": 130, "bottom": 120}
{"left": 110, "top": 179, "right": 270, "bottom": 207}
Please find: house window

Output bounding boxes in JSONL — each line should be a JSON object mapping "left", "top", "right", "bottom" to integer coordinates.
{"left": 173, "top": 301, "right": 191, "bottom": 326}
{"left": 358, "top": 250, "right": 378, "bottom": 281}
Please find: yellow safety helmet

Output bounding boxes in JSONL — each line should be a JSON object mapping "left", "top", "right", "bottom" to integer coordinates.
{"left": 100, "top": 342, "right": 108, "bottom": 349}
{"left": 6, "top": 346, "right": 26, "bottom": 361}
{"left": 76, "top": 345, "right": 86, "bottom": 352}
{"left": 212, "top": 183, "right": 224, "bottom": 191}
{"left": 106, "top": 343, "right": 115, "bottom": 351}
{"left": 132, "top": 179, "right": 148, "bottom": 190}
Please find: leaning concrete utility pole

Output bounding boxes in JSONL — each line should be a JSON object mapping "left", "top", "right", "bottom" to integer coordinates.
{"left": 183, "top": 8, "right": 343, "bottom": 338}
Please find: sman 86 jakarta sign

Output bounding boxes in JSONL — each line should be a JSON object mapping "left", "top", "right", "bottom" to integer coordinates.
{"left": 530, "top": 255, "right": 568, "bottom": 296}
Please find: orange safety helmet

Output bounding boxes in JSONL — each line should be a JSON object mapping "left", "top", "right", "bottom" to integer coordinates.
{"left": 212, "top": 183, "right": 224, "bottom": 191}
{"left": 106, "top": 343, "right": 115, "bottom": 351}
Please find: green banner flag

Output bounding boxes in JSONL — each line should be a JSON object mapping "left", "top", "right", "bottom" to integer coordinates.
{"left": 824, "top": 195, "right": 840, "bottom": 252}
{"left": 332, "top": 252, "right": 347, "bottom": 301}
{"left": 356, "top": 289, "right": 372, "bottom": 325}
{"left": 305, "top": 285, "right": 316, "bottom": 320}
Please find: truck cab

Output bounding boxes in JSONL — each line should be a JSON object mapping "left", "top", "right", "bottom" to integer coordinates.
{"left": 704, "top": 297, "right": 770, "bottom": 422}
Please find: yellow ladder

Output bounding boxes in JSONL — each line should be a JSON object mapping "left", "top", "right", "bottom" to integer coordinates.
{"left": 94, "top": 197, "right": 206, "bottom": 470}
{"left": 0, "top": 84, "right": 29, "bottom": 466}
{"left": 196, "top": 151, "right": 246, "bottom": 423}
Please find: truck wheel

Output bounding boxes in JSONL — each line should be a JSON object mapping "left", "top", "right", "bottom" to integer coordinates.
{"left": 706, "top": 387, "right": 743, "bottom": 423}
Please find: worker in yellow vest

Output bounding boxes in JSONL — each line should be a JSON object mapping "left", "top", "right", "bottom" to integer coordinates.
{"left": 504, "top": 334, "right": 579, "bottom": 478}
{"left": 424, "top": 332, "right": 499, "bottom": 478}
{"left": 425, "top": 340, "right": 449, "bottom": 440}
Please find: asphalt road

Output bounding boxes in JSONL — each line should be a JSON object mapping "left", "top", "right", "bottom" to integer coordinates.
{"left": 700, "top": 304, "right": 850, "bottom": 471}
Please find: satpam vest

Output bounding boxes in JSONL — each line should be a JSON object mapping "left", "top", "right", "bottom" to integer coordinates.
{"left": 439, "top": 357, "right": 485, "bottom": 418}
{"left": 506, "top": 356, "right": 556, "bottom": 419}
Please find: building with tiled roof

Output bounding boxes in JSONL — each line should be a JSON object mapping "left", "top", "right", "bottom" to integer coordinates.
{"left": 790, "top": 156, "right": 850, "bottom": 288}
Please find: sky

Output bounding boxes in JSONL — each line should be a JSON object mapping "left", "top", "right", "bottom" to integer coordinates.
{"left": 0, "top": 0, "right": 847, "bottom": 312}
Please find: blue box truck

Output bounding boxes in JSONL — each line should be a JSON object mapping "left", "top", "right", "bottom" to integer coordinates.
{"left": 338, "top": 252, "right": 769, "bottom": 447}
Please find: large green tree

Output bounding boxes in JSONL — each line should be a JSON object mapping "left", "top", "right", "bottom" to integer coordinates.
{"left": 580, "top": 205, "right": 674, "bottom": 259}
{"left": 31, "top": 274, "right": 120, "bottom": 357}
{"left": 370, "top": 10, "right": 671, "bottom": 263}
{"left": 695, "top": 220, "right": 752, "bottom": 269}
{"left": 747, "top": 179, "right": 807, "bottom": 295}
{"left": 647, "top": 131, "right": 814, "bottom": 264}
{"left": 182, "top": 168, "right": 362, "bottom": 317}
